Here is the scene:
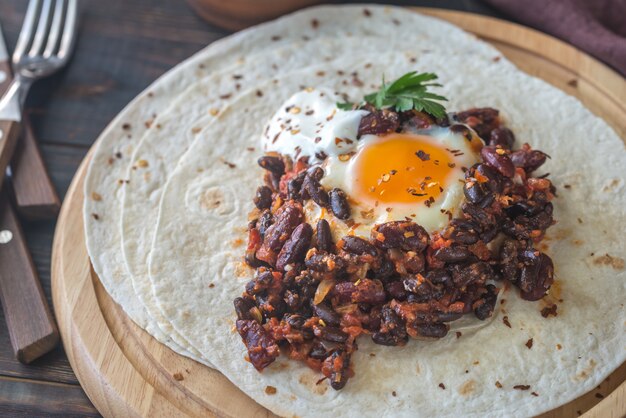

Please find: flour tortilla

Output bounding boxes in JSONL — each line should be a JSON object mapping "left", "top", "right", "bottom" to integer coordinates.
{"left": 121, "top": 25, "right": 506, "bottom": 362}
{"left": 87, "top": 3, "right": 489, "bottom": 361}
{"left": 149, "top": 25, "right": 626, "bottom": 418}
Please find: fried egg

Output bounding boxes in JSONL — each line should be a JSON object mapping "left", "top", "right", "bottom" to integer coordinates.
{"left": 262, "top": 88, "right": 483, "bottom": 238}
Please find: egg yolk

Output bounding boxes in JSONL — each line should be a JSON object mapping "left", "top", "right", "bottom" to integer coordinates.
{"left": 351, "top": 133, "right": 458, "bottom": 204}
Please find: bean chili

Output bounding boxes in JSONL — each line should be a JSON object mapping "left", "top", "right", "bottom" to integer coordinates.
{"left": 235, "top": 107, "right": 556, "bottom": 389}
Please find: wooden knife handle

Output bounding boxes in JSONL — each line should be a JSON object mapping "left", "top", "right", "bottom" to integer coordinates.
{"left": 0, "top": 188, "right": 59, "bottom": 363}
{"left": 10, "top": 114, "right": 61, "bottom": 220}
{"left": 0, "top": 60, "right": 11, "bottom": 94}
{"left": 0, "top": 119, "right": 21, "bottom": 187}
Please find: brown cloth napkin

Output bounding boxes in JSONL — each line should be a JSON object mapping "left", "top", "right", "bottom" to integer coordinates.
{"left": 482, "top": 0, "right": 626, "bottom": 76}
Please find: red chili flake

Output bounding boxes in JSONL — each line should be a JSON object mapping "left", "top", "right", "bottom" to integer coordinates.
{"left": 208, "top": 283, "right": 215, "bottom": 288}
{"left": 415, "top": 150, "right": 430, "bottom": 161}
{"left": 525, "top": 338, "right": 533, "bottom": 349}
{"left": 531, "top": 392, "right": 539, "bottom": 397}
{"left": 91, "top": 213, "right": 100, "bottom": 220}
{"left": 541, "top": 304, "right": 558, "bottom": 318}
{"left": 502, "top": 316, "right": 512, "bottom": 328}
{"left": 265, "top": 386, "right": 277, "bottom": 395}
{"left": 438, "top": 383, "right": 446, "bottom": 390}
{"left": 493, "top": 56, "right": 501, "bottom": 62}
{"left": 495, "top": 381, "right": 503, "bottom": 389}
{"left": 122, "top": 123, "right": 131, "bottom": 131}
{"left": 514, "top": 385, "right": 530, "bottom": 390}
{"left": 256, "top": 90, "right": 264, "bottom": 97}
{"left": 311, "top": 19, "right": 319, "bottom": 29}
{"left": 456, "top": 331, "right": 462, "bottom": 338}
{"left": 220, "top": 158, "right": 236, "bottom": 169}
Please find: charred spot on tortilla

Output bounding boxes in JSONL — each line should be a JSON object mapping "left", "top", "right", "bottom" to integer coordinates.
{"left": 233, "top": 72, "right": 557, "bottom": 389}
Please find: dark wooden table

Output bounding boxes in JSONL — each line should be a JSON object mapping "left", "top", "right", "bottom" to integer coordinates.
{"left": 0, "top": 0, "right": 504, "bottom": 416}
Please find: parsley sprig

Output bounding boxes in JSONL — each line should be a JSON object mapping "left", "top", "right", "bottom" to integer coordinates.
{"left": 337, "top": 71, "right": 448, "bottom": 119}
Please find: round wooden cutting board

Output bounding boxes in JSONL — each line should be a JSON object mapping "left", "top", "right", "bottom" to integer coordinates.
{"left": 51, "top": 8, "right": 626, "bottom": 418}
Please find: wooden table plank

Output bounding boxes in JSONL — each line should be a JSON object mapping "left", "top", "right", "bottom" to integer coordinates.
{"left": 0, "top": 377, "right": 98, "bottom": 417}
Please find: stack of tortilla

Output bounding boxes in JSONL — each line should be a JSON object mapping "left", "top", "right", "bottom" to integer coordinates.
{"left": 83, "top": 5, "right": 626, "bottom": 417}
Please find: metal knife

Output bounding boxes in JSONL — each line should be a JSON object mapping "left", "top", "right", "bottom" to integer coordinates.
{"left": 0, "top": 21, "right": 60, "bottom": 219}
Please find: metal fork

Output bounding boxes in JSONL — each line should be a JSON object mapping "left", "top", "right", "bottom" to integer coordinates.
{"left": 0, "top": 0, "right": 78, "bottom": 187}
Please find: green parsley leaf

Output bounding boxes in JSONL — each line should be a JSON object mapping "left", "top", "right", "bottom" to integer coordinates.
{"left": 336, "top": 71, "right": 449, "bottom": 119}
{"left": 336, "top": 102, "right": 356, "bottom": 111}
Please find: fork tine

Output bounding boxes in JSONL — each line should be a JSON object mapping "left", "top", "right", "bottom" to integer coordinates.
{"left": 43, "top": 0, "right": 65, "bottom": 58}
{"left": 12, "top": 0, "right": 41, "bottom": 61}
{"left": 57, "top": 0, "right": 77, "bottom": 62}
{"left": 28, "top": 0, "right": 52, "bottom": 57}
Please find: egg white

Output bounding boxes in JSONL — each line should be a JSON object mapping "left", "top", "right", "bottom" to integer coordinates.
{"left": 261, "top": 88, "right": 481, "bottom": 239}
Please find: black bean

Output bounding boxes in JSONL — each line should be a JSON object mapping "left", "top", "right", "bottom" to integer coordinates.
{"left": 372, "top": 305, "right": 408, "bottom": 346}
{"left": 510, "top": 146, "right": 548, "bottom": 173}
{"left": 384, "top": 280, "right": 408, "bottom": 300}
{"left": 253, "top": 186, "right": 273, "bottom": 210}
{"left": 305, "top": 251, "right": 345, "bottom": 272}
{"left": 276, "top": 223, "right": 313, "bottom": 271}
{"left": 489, "top": 127, "right": 515, "bottom": 149}
{"left": 518, "top": 250, "right": 554, "bottom": 301}
{"left": 287, "top": 171, "right": 306, "bottom": 200}
{"left": 236, "top": 319, "right": 279, "bottom": 371}
{"left": 464, "top": 180, "right": 491, "bottom": 205}
{"left": 313, "top": 302, "right": 341, "bottom": 326}
{"left": 452, "top": 262, "right": 493, "bottom": 287}
{"left": 234, "top": 297, "right": 256, "bottom": 321}
{"left": 426, "top": 269, "right": 453, "bottom": 287}
{"left": 258, "top": 155, "right": 285, "bottom": 175}
{"left": 329, "top": 188, "right": 351, "bottom": 220}
{"left": 357, "top": 109, "right": 400, "bottom": 137}
{"left": 371, "top": 221, "right": 429, "bottom": 251}
{"left": 309, "top": 342, "right": 329, "bottom": 359}
{"left": 257, "top": 210, "right": 273, "bottom": 237}
{"left": 416, "top": 323, "right": 448, "bottom": 338}
{"left": 444, "top": 219, "right": 480, "bottom": 245}
{"left": 462, "top": 203, "right": 496, "bottom": 228}
{"left": 259, "top": 203, "right": 303, "bottom": 253}
{"left": 305, "top": 179, "right": 330, "bottom": 207}
{"left": 455, "top": 107, "right": 500, "bottom": 139}
{"left": 433, "top": 246, "right": 473, "bottom": 263}
{"left": 245, "top": 270, "right": 273, "bottom": 295}
{"left": 315, "top": 219, "right": 333, "bottom": 252}
{"left": 325, "top": 349, "right": 351, "bottom": 390}
{"left": 474, "top": 284, "right": 499, "bottom": 320}
{"left": 319, "top": 326, "right": 349, "bottom": 343}
{"left": 481, "top": 146, "right": 515, "bottom": 178}
{"left": 339, "top": 236, "right": 378, "bottom": 256}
